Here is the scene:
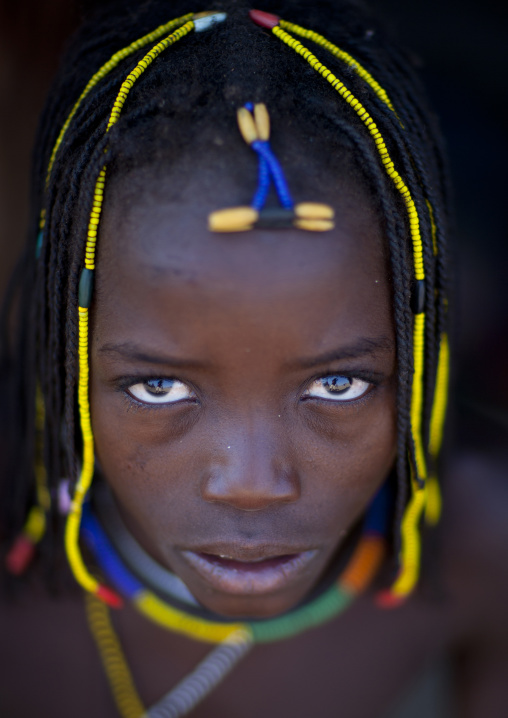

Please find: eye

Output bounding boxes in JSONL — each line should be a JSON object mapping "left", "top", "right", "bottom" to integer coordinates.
{"left": 127, "top": 378, "right": 194, "bottom": 405}
{"left": 303, "top": 375, "right": 371, "bottom": 402}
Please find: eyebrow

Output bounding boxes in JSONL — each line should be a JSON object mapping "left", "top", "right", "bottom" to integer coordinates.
{"left": 98, "top": 341, "right": 207, "bottom": 369}
{"left": 99, "top": 336, "right": 394, "bottom": 370}
{"left": 289, "top": 336, "right": 394, "bottom": 370}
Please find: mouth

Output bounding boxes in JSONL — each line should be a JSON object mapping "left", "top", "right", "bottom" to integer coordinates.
{"left": 180, "top": 547, "right": 318, "bottom": 596}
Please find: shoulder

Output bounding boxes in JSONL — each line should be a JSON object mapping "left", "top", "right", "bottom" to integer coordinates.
{"left": 441, "top": 418, "right": 508, "bottom": 639}
{"left": 435, "top": 406, "right": 508, "bottom": 713}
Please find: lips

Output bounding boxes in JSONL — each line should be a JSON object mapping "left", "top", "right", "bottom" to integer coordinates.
{"left": 180, "top": 547, "right": 318, "bottom": 596}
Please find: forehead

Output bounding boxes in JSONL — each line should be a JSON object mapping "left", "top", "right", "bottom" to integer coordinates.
{"left": 94, "top": 167, "right": 392, "bottom": 356}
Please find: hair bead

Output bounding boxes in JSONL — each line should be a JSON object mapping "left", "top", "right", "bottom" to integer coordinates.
{"left": 194, "top": 11, "right": 227, "bottom": 32}
{"left": 249, "top": 9, "right": 280, "bottom": 29}
{"left": 424, "top": 332, "right": 450, "bottom": 526}
{"left": 208, "top": 206, "right": 258, "bottom": 232}
{"left": 35, "top": 230, "right": 44, "bottom": 259}
{"left": 256, "top": 207, "right": 294, "bottom": 228}
{"left": 410, "top": 279, "right": 425, "bottom": 314}
{"left": 85, "top": 594, "right": 144, "bottom": 718}
{"left": 270, "top": 23, "right": 425, "bottom": 282}
{"left": 254, "top": 102, "right": 270, "bottom": 140}
{"left": 295, "top": 202, "right": 335, "bottom": 220}
{"left": 294, "top": 218, "right": 335, "bottom": 232}
{"left": 78, "top": 268, "right": 95, "bottom": 309}
{"left": 237, "top": 107, "right": 259, "bottom": 144}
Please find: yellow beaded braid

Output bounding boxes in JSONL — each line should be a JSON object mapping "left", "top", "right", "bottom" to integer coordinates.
{"left": 278, "top": 20, "right": 397, "bottom": 114}
{"left": 30, "top": 17, "right": 195, "bottom": 558}
{"left": 426, "top": 198, "right": 438, "bottom": 256}
{"left": 425, "top": 332, "right": 449, "bottom": 525}
{"left": 65, "top": 19, "right": 197, "bottom": 603}
{"left": 44, "top": 13, "right": 193, "bottom": 188}
{"left": 21, "top": 386, "right": 51, "bottom": 545}
{"left": 271, "top": 26, "right": 425, "bottom": 279}
{"left": 85, "top": 593, "right": 145, "bottom": 718}
{"left": 38, "top": 13, "right": 193, "bottom": 238}
{"left": 269, "top": 21, "right": 434, "bottom": 599}
{"left": 422, "top": 192, "right": 444, "bottom": 522}
{"left": 30, "top": 386, "right": 51, "bottom": 539}
{"left": 5, "top": 383, "right": 51, "bottom": 575}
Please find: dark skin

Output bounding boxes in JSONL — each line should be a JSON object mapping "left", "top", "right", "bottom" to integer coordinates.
{"left": 1, "top": 166, "right": 508, "bottom": 718}
{"left": 90, "top": 168, "right": 397, "bottom": 619}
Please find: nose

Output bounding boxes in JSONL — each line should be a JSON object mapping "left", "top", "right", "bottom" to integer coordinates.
{"left": 201, "top": 424, "right": 300, "bottom": 511}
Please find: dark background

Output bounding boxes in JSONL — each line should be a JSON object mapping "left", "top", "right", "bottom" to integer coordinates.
{"left": 1, "top": 0, "right": 507, "bottom": 416}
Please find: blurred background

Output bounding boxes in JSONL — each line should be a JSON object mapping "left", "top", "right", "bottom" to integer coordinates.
{"left": 1, "top": 0, "right": 507, "bottom": 414}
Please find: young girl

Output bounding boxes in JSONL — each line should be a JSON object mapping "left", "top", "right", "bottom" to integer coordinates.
{"left": 1, "top": 1, "right": 507, "bottom": 716}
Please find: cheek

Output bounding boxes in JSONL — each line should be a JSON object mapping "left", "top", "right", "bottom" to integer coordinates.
{"left": 90, "top": 386, "right": 198, "bottom": 515}
{"left": 91, "top": 400, "right": 195, "bottom": 497}
{"left": 297, "top": 390, "right": 397, "bottom": 529}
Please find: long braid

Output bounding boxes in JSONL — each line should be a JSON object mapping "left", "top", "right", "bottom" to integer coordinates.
{"left": 1, "top": 0, "right": 451, "bottom": 601}
{"left": 328, "top": 116, "right": 415, "bottom": 555}
{"left": 63, "top": 134, "right": 114, "bottom": 492}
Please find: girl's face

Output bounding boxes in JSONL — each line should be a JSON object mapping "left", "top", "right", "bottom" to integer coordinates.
{"left": 90, "top": 168, "right": 397, "bottom": 619}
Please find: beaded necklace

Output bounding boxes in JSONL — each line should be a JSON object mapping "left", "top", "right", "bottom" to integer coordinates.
{"left": 81, "top": 482, "right": 389, "bottom": 717}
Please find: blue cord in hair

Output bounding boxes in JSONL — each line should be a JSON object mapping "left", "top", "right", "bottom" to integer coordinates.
{"left": 244, "top": 103, "right": 294, "bottom": 211}
{"left": 252, "top": 155, "right": 271, "bottom": 210}
{"left": 252, "top": 140, "right": 293, "bottom": 209}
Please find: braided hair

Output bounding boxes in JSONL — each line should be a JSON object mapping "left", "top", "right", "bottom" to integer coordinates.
{"left": 1, "top": 0, "right": 451, "bottom": 604}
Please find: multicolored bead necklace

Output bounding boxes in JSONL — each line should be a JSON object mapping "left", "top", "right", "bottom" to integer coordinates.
{"left": 82, "top": 481, "right": 390, "bottom": 717}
